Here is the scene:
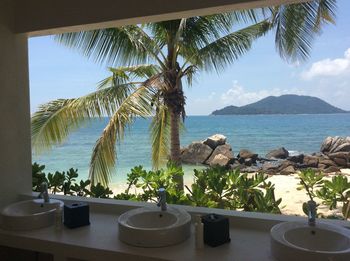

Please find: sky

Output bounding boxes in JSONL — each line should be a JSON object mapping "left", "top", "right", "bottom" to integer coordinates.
{"left": 29, "top": 0, "right": 350, "bottom": 115}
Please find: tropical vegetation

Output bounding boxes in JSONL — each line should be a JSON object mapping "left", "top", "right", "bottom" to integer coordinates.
{"left": 32, "top": 162, "right": 282, "bottom": 213}
{"left": 33, "top": 162, "right": 349, "bottom": 219}
{"left": 31, "top": 1, "right": 336, "bottom": 187}
{"left": 298, "top": 169, "right": 350, "bottom": 220}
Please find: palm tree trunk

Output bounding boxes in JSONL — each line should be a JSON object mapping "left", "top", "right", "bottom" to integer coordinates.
{"left": 170, "top": 107, "right": 184, "bottom": 190}
{"left": 170, "top": 108, "right": 181, "bottom": 163}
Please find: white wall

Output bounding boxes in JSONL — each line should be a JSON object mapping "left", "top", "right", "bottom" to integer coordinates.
{"left": 0, "top": 0, "right": 31, "bottom": 208}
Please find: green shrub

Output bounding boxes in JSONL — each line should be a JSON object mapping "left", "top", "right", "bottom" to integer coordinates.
{"left": 186, "top": 167, "right": 282, "bottom": 213}
{"left": 32, "top": 162, "right": 282, "bottom": 214}
{"left": 297, "top": 169, "right": 350, "bottom": 220}
{"left": 32, "top": 162, "right": 113, "bottom": 198}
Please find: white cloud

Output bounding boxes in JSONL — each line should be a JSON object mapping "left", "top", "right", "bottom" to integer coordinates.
{"left": 220, "top": 81, "right": 304, "bottom": 106}
{"left": 301, "top": 48, "right": 350, "bottom": 80}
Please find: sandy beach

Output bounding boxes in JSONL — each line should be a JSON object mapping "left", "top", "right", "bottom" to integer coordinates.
{"left": 108, "top": 168, "right": 350, "bottom": 217}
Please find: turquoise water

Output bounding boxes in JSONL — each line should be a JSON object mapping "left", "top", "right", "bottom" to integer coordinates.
{"left": 32, "top": 114, "right": 350, "bottom": 183}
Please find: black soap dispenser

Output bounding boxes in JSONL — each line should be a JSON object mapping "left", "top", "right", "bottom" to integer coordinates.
{"left": 64, "top": 202, "right": 90, "bottom": 228}
{"left": 201, "top": 213, "right": 230, "bottom": 247}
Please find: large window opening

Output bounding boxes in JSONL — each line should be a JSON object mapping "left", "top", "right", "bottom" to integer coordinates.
{"left": 29, "top": 1, "right": 350, "bottom": 220}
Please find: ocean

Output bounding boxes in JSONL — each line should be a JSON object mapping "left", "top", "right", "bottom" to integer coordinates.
{"left": 32, "top": 114, "right": 350, "bottom": 183}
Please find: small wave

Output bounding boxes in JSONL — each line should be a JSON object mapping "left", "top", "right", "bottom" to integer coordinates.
{"left": 288, "top": 150, "right": 302, "bottom": 156}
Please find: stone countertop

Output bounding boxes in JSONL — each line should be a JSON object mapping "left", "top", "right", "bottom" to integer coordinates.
{"left": 0, "top": 210, "right": 275, "bottom": 261}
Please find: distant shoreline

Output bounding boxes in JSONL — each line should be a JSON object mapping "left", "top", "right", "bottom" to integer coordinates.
{"left": 208, "top": 112, "right": 350, "bottom": 116}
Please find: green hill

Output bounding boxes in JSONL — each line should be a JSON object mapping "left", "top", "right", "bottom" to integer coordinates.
{"left": 211, "top": 95, "right": 348, "bottom": 115}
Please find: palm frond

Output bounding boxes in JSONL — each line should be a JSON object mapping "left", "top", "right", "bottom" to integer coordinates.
{"left": 150, "top": 105, "right": 170, "bottom": 169}
{"left": 190, "top": 20, "right": 271, "bottom": 72}
{"left": 272, "top": 0, "right": 336, "bottom": 62}
{"left": 182, "top": 65, "right": 198, "bottom": 86}
{"left": 31, "top": 84, "right": 135, "bottom": 154}
{"left": 97, "top": 64, "right": 160, "bottom": 89}
{"left": 89, "top": 85, "right": 155, "bottom": 185}
{"left": 55, "top": 25, "right": 164, "bottom": 67}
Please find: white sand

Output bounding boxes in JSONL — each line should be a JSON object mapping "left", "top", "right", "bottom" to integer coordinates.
{"left": 109, "top": 169, "right": 350, "bottom": 217}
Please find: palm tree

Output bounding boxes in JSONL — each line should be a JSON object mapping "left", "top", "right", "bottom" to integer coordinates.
{"left": 31, "top": 1, "right": 336, "bottom": 188}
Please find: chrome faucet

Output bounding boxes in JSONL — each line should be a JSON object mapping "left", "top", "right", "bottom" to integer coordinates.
{"left": 157, "top": 188, "right": 167, "bottom": 211}
{"left": 307, "top": 200, "right": 317, "bottom": 226}
{"left": 38, "top": 182, "right": 50, "bottom": 203}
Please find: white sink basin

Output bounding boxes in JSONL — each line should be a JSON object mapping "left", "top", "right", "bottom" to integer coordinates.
{"left": 118, "top": 206, "right": 191, "bottom": 247}
{"left": 271, "top": 221, "right": 350, "bottom": 261}
{"left": 1, "top": 199, "right": 64, "bottom": 231}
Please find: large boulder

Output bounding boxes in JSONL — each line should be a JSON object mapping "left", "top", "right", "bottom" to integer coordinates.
{"left": 287, "top": 154, "right": 304, "bottom": 164}
{"left": 209, "top": 154, "right": 231, "bottom": 167}
{"left": 203, "top": 134, "right": 227, "bottom": 149}
{"left": 206, "top": 144, "right": 234, "bottom": 165}
{"left": 280, "top": 165, "right": 295, "bottom": 175}
{"left": 278, "top": 160, "right": 295, "bottom": 170}
{"left": 261, "top": 162, "right": 282, "bottom": 174}
{"left": 324, "top": 166, "right": 341, "bottom": 173}
{"left": 238, "top": 149, "right": 258, "bottom": 162}
{"left": 320, "top": 136, "right": 334, "bottom": 153}
{"left": 328, "top": 152, "right": 350, "bottom": 168}
{"left": 318, "top": 158, "right": 337, "bottom": 167}
{"left": 181, "top": 142, "right": 213, "bottom": 164}
{"left": 321, "top": 136, "right": 350, "bottom": 154}
{"left": 266, "top": 147, "right": 289, "bottom": 159}
{"left": 303, "top": 155, "right": 319, "bottom": 168}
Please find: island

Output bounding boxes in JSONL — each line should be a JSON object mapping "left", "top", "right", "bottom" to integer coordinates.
{"left": 211, "top": 94, "right": 348, "bottom": 115}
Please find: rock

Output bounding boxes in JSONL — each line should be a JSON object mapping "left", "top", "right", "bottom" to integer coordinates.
{"left": 328, "top": 151, "right": 350, "bottom": 159}
{"left": 330, "top": 137, "right": 346, "bottom": 153}
{"left": 241, "top": 166, "right": 261, "bottom": 173}
{"left": 318, "top": 164, "right": 327, "bottom": 170}
{"left": 261, "top": 162, "right": 282, "bottom": 174}
{"left": 303, "top": 155, "right": 319, "bottom": 168}
{"left": 229, "top": 162, "right": 243, "bottom": 170}
{"left": 244, "top": 158, "right": 253, "bottom": 166}
{"left": 238, "top": 149, "right": 258, "bottom": 162}
{"left": 280, "top": 165, "right": 295, "bottom": 175}
{"left": 318, "top": 158, "right": 337, "bottom": 167}
{"left": 262, "top": 162, "right": 280, "bottom": 171}
{"left": 287, "top": 154, "right": 304, "bottom": 164}
{"left": 328, "top": 152, "right": 350, "bottom": 167}
{"left": 320, "top": 136, "right": 334, "bottom": 153}
{"left": 332, "top": 158, "right": 347, "bottom": 167}
{"left": 295, "top": 163, "right": 309, "bottom": 169}
{"left": 209, "top": 154, "right": 231, "bottom": 167}
{"left": 206, "top": 144, "right": 234, "bottom": 165}
{"left": 321, "top": 136, "right": 350, "bottom": 154}
{"left": 333, "top": 142, "right": 350, "bottom": 153}
{"left": 324, "top": 166, "right": 341, "bottom": 173}
{"left": 278, "top": 160, "right": 295, "bottom": 170}
{"left": 181, "top": 142, "right": 213, "bottom": 164}
{"left": 266, "top": 147, "right": 289, "bottom": 159}
{"left": 203, "top": 134, "right": 227, "bottom": 149}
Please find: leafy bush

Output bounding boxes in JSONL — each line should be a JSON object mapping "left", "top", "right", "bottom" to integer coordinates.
{"left": 186, "top": 167, "right": 282, "bottom": 213}
{"left": 297, "top": 169, "right": 350, "bottom": 220}
{"left": 114, "top": 163, "right": 189, "bottom": 204}
{"left": 316, "top": 176, "right": 350, "bottom": 219}
{"left": 32, "top": 162, "right": 282, "bottom": 214}
{"left": 32, "top": 163, "right": 113, "bottom": 198}
{"left": 32, "top": 162, "right": 47, "bottom": 192}
{"left": 114, "top": 164, "right": 281, "bottom": 214}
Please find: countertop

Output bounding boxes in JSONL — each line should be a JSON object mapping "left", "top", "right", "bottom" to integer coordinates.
{"left": 0, "top": 210, "right": 274, "bottom": 261}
